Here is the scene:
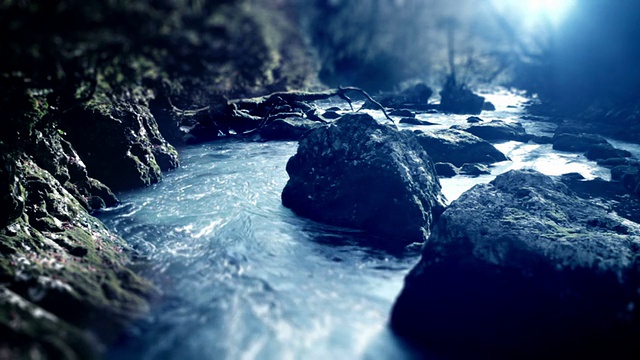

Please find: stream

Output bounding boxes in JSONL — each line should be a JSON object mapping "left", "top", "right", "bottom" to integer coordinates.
{"left": 99, "top": 90, "right": 632, "bottom": 359}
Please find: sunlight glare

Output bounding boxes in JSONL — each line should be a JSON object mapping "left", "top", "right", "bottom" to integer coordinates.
{"left": 493, "top": 0, "right": 576, "bottom": 27}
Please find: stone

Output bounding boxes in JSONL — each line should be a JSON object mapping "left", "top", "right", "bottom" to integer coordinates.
{"left": 439, "top": 76, "right": 485, "bottom": 115}
{"left": 434, "top": 162, "right": 458, "bottom": 178}
{"left": 552, "top": 133, "right": 608, "bottom": 152}
{"left": 282, "top": 113, "right": 446, "bottom": 246}
{"left": 459, "top": 163, "right": 490, "bottom": 176}
{"left": 389, "top": 109, "right": 414, "bottom": 118}
{"left": 61, "top": 101, "right": 179, "bottom": 191}
{"left": 1, "top": 156, "right": 155, "bottom": 357}
{"left": 413, "top": 129, "right": 508, "bottom": 167}
{"left": 584, "top": 144, "right": 632, "bottom": 161}
{"left": 482, "top": 101, "right": 496, "bottom": 111}
{"left": 399, "top": 117, "right": 437, "bottom": 126}
{"left": 466, "top": 116, "right": 483, "bottom": 123}
{"left": 259, "top": 117, "right": 323, "bottom": 141}
{"left": 452, "top": 120, "right": 529, "bottom": 142}
{"left": 391, "top": 170, "right": 640, "bottom": 358}
{"left": 322, "top": 110, "right": 341, "bottom": 119}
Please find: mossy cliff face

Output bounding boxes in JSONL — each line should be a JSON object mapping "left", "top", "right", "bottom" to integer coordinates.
{"left": 0, "top": 154, "right": 154, "bottom": 358}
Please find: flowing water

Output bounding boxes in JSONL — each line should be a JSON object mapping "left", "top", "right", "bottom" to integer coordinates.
{"left": 100, "top": 91, "right": 636, "bottom": 359}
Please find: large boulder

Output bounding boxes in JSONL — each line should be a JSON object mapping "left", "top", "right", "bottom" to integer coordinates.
{"left": 452, "top": 120, "right": 529, "bottom": 142}
{"left": 391, "top": 170, "right": 640, "bottom": 358}
{"left": 282, "top": 113, "right": 446, "bottom": 246}
{"left": 413, "top": 128, "right": 508, "bottom": 167}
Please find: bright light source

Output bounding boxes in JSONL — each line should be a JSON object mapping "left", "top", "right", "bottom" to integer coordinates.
{"left": 526, "top": 0, "right": 576, "bottom": 26}
{"left": 493, "top": 0, "right": 576, "bottom": 28}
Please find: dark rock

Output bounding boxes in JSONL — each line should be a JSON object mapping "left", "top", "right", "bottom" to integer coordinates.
{"left": 584, "top": 144, "right": 632, "bottom": 161}
{"left": 434, "top": 162, "right": 458, "bottom": 178}
{"left": 529, "top": 135, "right": 554, "bottom": 144}
{"left": 560, "top": 172, "right": 586, "bottom": 181}
{"left": 552, "top": 133, "right": 608, "bottom": 152}
{"left": 482, "top": 101, "right": 496, "bottom": 111}
{"left": 401, "top": 83, "right": 433, "bottom": 104}
{"left": 391, "top": 170, "right": 640, "bottom": 358}
{"left": 399, "top": 117, "right": 436, "bottom": 126}
{"left": 459, "top": 163, "right": 490, "bottom": 176}
{"left": 282, "top": 113, "right": 446, "bottom": 246}
{"left": 466, "top": 116, "right": 483, "bottom": 123}
{"left": 389, "top": 109, "right": 414, "bottom": 118}
{"left": 452, "top": 120, "right": 529, "bottom": 142}
{"left": 184, "top": 124, "right": 224, "bottom": 144}
{"left": 0, "top": 154, "right": 25, "bottom": 227}
{"left": 61, "top": 102, "right": 179, "bottom": 191}
{"left": 322, "top": 110, "right": 341, "bottom": 119}
{"left": 413, "top": 129, "right": 508, "bottom": 167}
{"left": 88, "top": 196, "right": 106, "bottom": 210}
{"left": 439, "top": 76, "right": 485, "bottom": 115}
{"left": 598, "top": 158, "right": 639, "bottom": 167}
{"left": 259, "top": 117, "right": 323, "bottom": 141}
{"left": 1, "top": 156, "right": 155, "bottom": 353}
{"left": 325, "top": 106, "right": 341, "bottom": 112}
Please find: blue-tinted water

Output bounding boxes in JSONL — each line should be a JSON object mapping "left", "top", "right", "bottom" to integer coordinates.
{"left": 99, "top": 91, "right": 637, "bottom": 359}
{"left": 100, "top": 140, "right": 424, "bottom": 360}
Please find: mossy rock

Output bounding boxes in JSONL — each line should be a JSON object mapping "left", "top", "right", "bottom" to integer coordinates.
{"left": 1, "top": 157, "right": 155, "bottom": 354}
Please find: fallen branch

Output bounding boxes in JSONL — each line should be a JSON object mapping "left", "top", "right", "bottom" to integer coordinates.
{"left": 231, "top": 87, "right": 394, "bottom": 122}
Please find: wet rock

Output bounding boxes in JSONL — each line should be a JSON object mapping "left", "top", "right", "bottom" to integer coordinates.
{"left": 259, "top": 117, "right": 323, "bottom": 141}
{"left": 439, "top": 76, "right": 485, "bottom": 115}
{"left": 0, "top": 288, "right": 97, "bottom": 359}
{"left": 0, "top": 154, "right": 25, "bottom": 227}
{"left": 552, "top": 133, "right": 608, "bottom": 152}
{"left": 322, "top": 110, "right": 341, "bottom": 119}
{"left": 399, "top": 117, "right": 436, "bottom": 126}
{"left": 584, "top": 144, "right": 632, "bottom": 161}
{"left": 61, "top": 101, "right": 179, "bottom": 191}
{"left": 434, "top": 162, "right": 458, "bottom": 178}
{"left": 482, "top": 101, "right": 496, "bottom": 111}
{"left": 529, "top": 135, "right": 554, "bottom": 144}
{"left": 452, "top": 120, "right": 529, "bottom": 142}
{"left": 389, "top": 109, "right": 414, "bottom": 118}
{"left": 459, "top": 163, "right": 490, "bottom": 176}
{"left": 611, "top": 165, "right": 640, "bottom": 197}
{"left": 29, "top": 131, "right": 118, "bottom": 210}
{"left": 466, "top": 116, "right": 483, "bottom": 123}
{"left": 413, "top": 129, "right": 508, "bottom": 167}
{"left": 391, "top": 170, "right": 640, "bottom": 358}
{"left": 1, "top": 157, "right": 155, "bottom": 357}
{"left": 282, "top": 113, "right": 446, "bottom": 246}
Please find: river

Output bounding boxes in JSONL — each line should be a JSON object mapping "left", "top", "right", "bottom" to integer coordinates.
{"left": 99, "top": 90, "right": 626, "bottom": 359}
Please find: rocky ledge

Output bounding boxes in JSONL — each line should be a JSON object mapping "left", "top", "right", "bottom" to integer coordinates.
{"left": 391, "top": 169, "right": 640, "bottom": 358}
{"left": 282, "top": 113, "right": 446, "bottom": 247}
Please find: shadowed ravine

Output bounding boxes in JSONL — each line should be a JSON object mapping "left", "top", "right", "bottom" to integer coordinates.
{"left": 98, "top": 93, "right": 638, "bottom": 359}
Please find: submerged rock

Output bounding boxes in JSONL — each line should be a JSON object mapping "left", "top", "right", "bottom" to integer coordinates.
{"left": 452, "top": 119, "right": 529, "bottom": 142}
{"left": 391, "top": 170, "right": 640, "bottom": 358}
{"left": 282, "top": 113, "right": 446, "bottom": 246}
{"left": 413, "top": 128, "right": 508, "bottom": 167}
